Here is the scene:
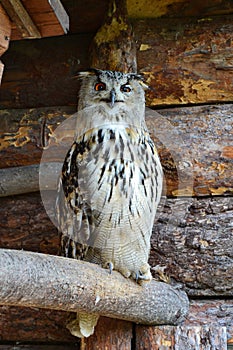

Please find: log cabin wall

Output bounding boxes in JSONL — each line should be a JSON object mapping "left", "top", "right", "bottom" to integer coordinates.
{"left": 0, "top": 0, "right": 232, "bottom": 349}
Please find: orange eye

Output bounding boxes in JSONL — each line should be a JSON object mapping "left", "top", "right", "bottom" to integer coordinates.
{"left": 94, "top": 82, "right": 106, "bottom": 91}
{"left": 120, "top": 84, "right": 132, "bottom": 93}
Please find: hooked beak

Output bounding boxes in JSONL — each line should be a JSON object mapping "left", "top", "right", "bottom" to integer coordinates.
{"left": 110, "top": 89, "right": 116, "bottom": 108}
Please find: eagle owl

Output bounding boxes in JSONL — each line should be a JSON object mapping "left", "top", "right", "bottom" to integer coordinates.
{"left": 56, "top": 69, "right": 163, "bottom": 337}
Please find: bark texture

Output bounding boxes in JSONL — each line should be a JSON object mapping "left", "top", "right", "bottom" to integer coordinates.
{"left": 0, "top": 249, "right": 189, "bottom": 325}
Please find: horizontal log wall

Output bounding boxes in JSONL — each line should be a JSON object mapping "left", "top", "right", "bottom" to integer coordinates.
{"left": 0, "top": 10, "right": 232, "bottom": 349}
{"left": 1, "top": 15, "right": 233, "bottom": 108}
{"left": 0, "top": 104, "right": 232, "bottom": 196}
{"left": 0, "top": 193, "right": 232, "bottom": 297}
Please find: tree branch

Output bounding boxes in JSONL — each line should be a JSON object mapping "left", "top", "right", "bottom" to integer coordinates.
{"left": 0, "top": 249, "right": 189, "bottom": 325}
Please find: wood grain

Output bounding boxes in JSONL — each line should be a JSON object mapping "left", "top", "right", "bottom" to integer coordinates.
{"left": 0, "top": 249, "right": 189, "bottom": 325}
{"left": 135, "top": 325, "right": 227, "bottom": 350}
{"left": 1, "top": 0, "right": 41, "bottom": 39}
{"left": 135, "top": 16, "right": 233, "bottom": 106}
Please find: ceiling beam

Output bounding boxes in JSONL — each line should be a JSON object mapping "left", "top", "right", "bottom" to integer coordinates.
{"left": 0, "top": 0, "right": 41, "bottom": 39}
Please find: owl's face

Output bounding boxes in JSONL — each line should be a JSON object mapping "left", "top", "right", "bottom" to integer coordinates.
{"left": 78, "top": 69, "right": 147, "bottom": 114}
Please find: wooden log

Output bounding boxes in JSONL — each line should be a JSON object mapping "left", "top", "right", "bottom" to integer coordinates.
{"left": 135, "top": 325, "right": 227, "bottom": 350}
{"left": 0, "top": 104, "right": 232, "bottom": 196}
{"left": 0, "top": 346, "right": 78, "bottom": 350}
{"left": 127, "top": 0, "right": 233, "bottom": 18}
{"left": 0, "top": 305, "right": 76, "bottom": 343}
{"left": 90, "top": 0, "right": 137, "bottom": 72}
{"left": 1, "top": 299, "right": 232, "bottom": 344}
{"left": 187, "top": 300, "right": 233, "bottom": 345}
{"left": 0, "top": 249, "right": 189, "bottom": 325}
{"left": 0, "top": 35, "right": 91, "bottom": 109}
{"left": 0, "top": 163, "right": 61, "bottom": 197}
{"left": 134, "top": 15, "right": 233, "bottom": 106}
{"left": 150, "top": 196, "right": 233, "bottom": 296}
{"left": 1, "top": 16, "right": 233, "bottom": 107}
{"left": 80, "top": 317, "right": 133, "bottom": 350}
{"left": 0, "top": 193, "right": 232, "bottom": 296}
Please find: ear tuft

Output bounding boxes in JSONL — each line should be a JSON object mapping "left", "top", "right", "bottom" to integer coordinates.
{"left": 74, "top": 68, "right": 103, "bottom": 79}
{"left": 128, "top": 73, "right": 149, "bottom": 90}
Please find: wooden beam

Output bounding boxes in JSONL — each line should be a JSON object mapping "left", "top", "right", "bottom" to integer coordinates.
{"left": 90, "top": 0, "right": 137, "bottom": 72}
{"left": 0, "top": 249, "right": 189, "bottom": 325}
{"left": 1, "top": 0, "right": 41, "bottom": 39}
{"left": 48, "top": 0, "right": 69, "bottom": 34}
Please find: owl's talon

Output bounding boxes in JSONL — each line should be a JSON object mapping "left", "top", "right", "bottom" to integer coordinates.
{"left": 107, "top": 262, "right": 114, "bottom": 274}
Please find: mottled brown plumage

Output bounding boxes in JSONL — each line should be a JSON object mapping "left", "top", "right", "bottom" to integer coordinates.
{"left": 56, "top": 69, "right": 163, "bottom": 337}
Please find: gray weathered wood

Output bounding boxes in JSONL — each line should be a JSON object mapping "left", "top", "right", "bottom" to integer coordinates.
{"left": 0, "top": 248, "right": 189, "bottom": 325}
{"left": 0, "top": 163, "right": 61, "bottom": 197}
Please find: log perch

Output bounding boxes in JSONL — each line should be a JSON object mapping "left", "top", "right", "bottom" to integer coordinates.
{"left": 0, "top": 248, "right": 189, "bottom": 326}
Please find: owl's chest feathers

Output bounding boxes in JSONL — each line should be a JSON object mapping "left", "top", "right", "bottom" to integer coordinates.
{"left": 65, "top": 126, "right": 160, "bottom": 210}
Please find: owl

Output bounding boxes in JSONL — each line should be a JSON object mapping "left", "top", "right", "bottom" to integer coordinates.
{"left": 56, "top": 69, "right": 163, "bottom": 337}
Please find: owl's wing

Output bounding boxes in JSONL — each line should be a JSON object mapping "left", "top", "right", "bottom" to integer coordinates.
{"left": 55, "top": 142, "right": 95, "bottom": 259}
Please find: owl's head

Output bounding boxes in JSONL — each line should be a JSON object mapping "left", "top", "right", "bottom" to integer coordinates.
{"left": 77, "top": 69, "right": 148, "bottom": 113}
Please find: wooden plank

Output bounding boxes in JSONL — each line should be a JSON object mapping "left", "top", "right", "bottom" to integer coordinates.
{"left": 2, "top": 0, "right": 69, "bottom": 40}
{"left": 0, "top": 104, "right": 232, "bottom": 197}
{"left": 1, "top": 0, "right": 41, "bottom": 39}
{"left": 0, "top": 193, "right": 232, "bottom": 296}
{"left": 47, "top": 0, "right": 69, "bottom": 34}
{"left": 135, "top": 15, "right": 233, "bottom": 106}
